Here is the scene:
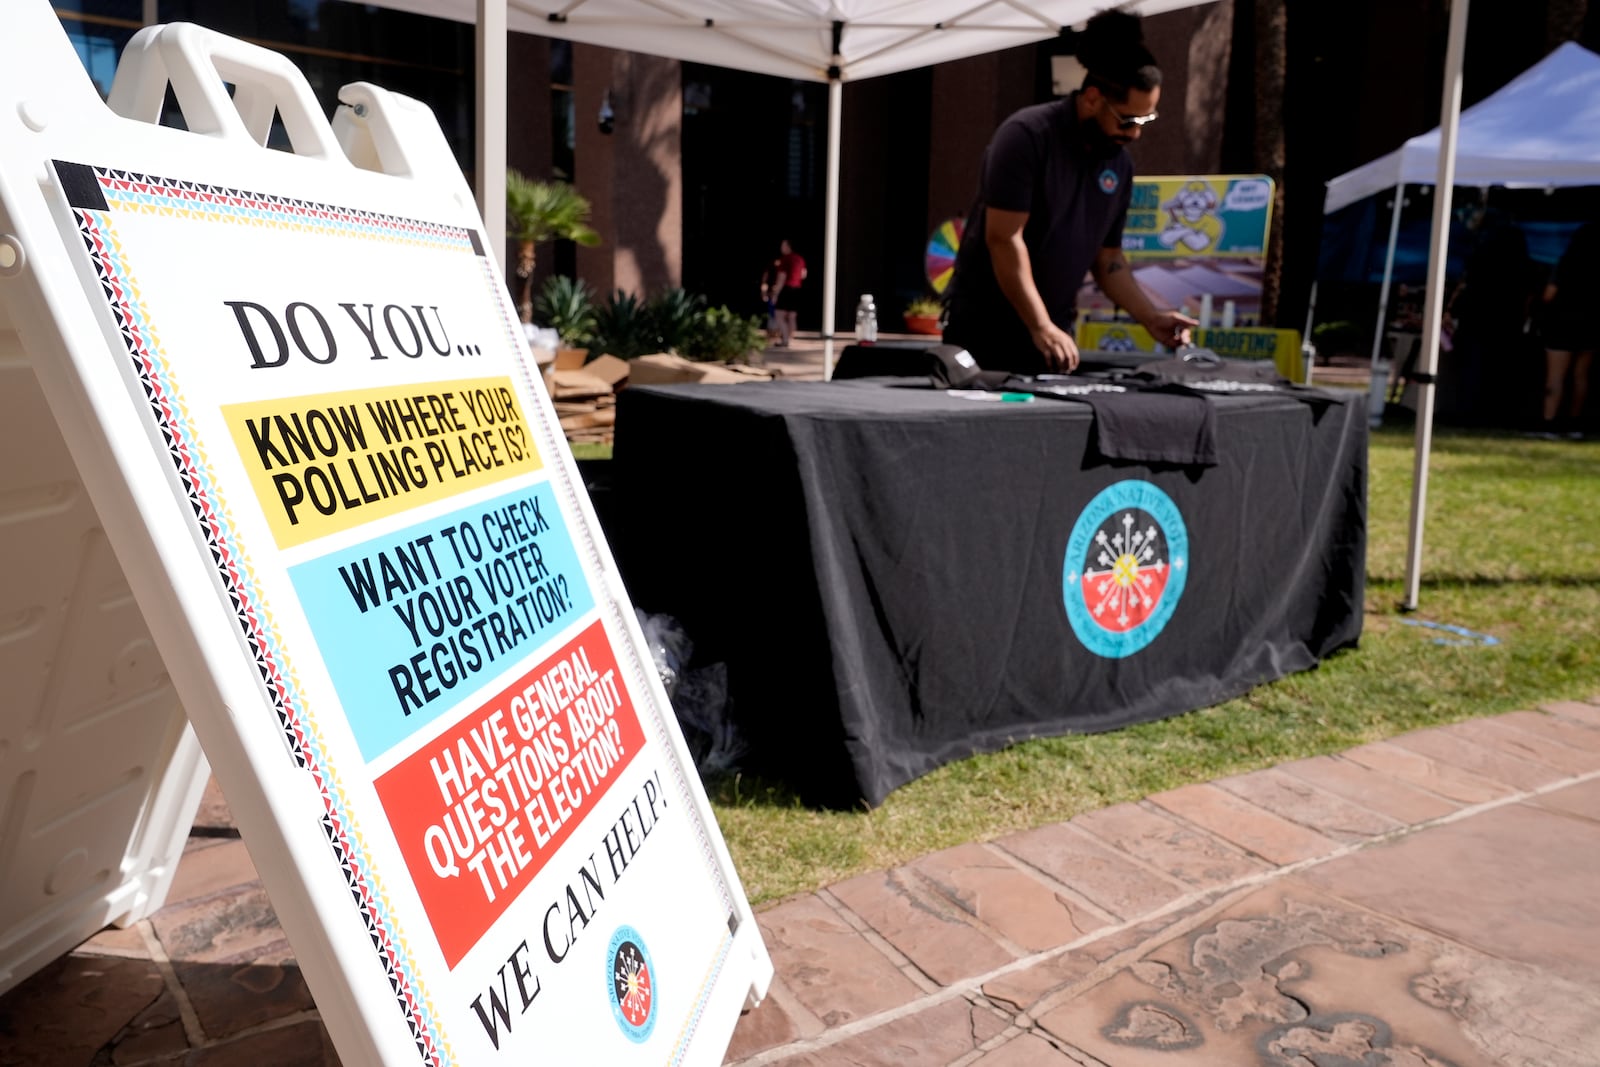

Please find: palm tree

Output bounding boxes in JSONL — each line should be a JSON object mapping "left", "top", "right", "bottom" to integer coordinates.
{"left": 1546, "top": 0, "right": 1587, "bottom": 50}
{"left": 505, "top": 170, "right": 601, "bottom": 323}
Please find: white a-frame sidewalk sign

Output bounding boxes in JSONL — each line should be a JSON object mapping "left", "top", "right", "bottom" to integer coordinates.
{"left": 0, "top": 5, "right": 771, "bottom": 1063}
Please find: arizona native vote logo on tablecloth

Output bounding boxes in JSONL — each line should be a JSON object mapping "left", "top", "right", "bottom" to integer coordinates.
{"left": 1062, "top": 481, "right": 1188, "bottom": 657}
{"left": 606, "top": 925, "right": 657, "bottom": 1043}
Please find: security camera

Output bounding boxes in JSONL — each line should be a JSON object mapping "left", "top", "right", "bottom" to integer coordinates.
{"left": 598, "top": 91, "right": 615, "bottom": 135}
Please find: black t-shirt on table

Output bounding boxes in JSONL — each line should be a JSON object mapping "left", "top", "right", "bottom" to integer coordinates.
{"left": 944, "top": 94, "right": 1134, "bottom": 375}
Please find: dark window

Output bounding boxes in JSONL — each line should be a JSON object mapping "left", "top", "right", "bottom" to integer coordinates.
{"left": 550, "top": 39, "right": 572, "bottom": 87}
{"left": 54, "top": 2, "right": 143, "bottom": 99}
{"left": 59, "top": 2, "right": 475, "bottom": 172}
{"left": 551, "top": 87, "right": 575, "bottom": 181}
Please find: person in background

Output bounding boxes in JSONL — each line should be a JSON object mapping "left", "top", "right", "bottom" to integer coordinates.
{"left": 941, "top": 11, "right": 1194, "bottom": 375}
{"left": 1535, "top": 219, "right": 1598, "bottom": 439}
{"left": 771, "top": 239, "right": 806, "bottom": 349}
{"left": 1442, "top": 207, "right": 1537, "bottom": 423}
{"left": 759, "top": 256, "right": 781, "bottom": 343}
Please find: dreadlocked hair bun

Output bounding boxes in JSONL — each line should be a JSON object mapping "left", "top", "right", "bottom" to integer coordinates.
{"left": 1079, "top": 11, "right": 1161, "bottom": 95}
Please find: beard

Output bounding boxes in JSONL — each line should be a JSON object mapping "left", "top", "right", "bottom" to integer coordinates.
{"left": 1078, "top": 117, "right": 1129, "bottom": 159}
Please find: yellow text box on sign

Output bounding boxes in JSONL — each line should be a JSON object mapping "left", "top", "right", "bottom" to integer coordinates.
{"left": 223, "top": 376, "right": 542, "bottom": 548}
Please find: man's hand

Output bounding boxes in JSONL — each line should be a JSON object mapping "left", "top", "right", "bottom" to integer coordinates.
{"left": 1094, "top": 248, "right": 1201, "bottom": 351}
{"left": 1030, "top": 319, "right": 1080, "bottom": 372}
{"left": 984, "top": 206, "right": 1075, "bottom": 372}
{"left": 1147, "top": 308, "right": 1199, "bottom": 349}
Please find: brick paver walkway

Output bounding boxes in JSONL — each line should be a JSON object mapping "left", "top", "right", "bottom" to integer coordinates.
{"left": 721, "top": 699, "right": 1600, "bottom": 1066}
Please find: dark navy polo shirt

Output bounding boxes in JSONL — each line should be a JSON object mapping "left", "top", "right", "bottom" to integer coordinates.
{"left": 944, "top": 95, "right": 1134, "bottom": 372}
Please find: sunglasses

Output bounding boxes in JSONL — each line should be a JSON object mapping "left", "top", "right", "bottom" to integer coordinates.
{"left": 1105, "top": 100, "right": 1158, "bottom": 130}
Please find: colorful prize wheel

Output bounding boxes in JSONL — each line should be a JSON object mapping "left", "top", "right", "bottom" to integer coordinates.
{"left": 925, "top": 216, "right": 964, "bottom": 294}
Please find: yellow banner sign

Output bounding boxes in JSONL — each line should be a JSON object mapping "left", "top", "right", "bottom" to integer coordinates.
{"left": 224, "top": 376, "right": 542, "bottom": 548}
{"left": 1122, "top": 175, "right": 1274, "bottom": 258}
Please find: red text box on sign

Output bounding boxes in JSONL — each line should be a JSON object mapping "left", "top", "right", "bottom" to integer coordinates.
{"left": 375, "top": 619, "right": 646, "bottom": 966}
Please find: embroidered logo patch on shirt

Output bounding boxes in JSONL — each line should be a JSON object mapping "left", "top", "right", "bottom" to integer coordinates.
{"left": 1098, "top": 168, "right": 1120, "bottom": 194}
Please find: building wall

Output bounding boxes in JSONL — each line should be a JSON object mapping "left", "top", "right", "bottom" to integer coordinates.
{"left": 574, "top": 45, "right": 683, "bottom": 299}
{"left": 1182, "top": 0, "right": 1236, "bottom": 178}
{"left": 505, "top": 31, "right": 552, "bottom": 301}
{"left": 926, "top": 48, "right": 1036, "bottom": 244}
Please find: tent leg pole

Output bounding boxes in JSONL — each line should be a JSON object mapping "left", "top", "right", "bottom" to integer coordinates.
{"left": 1404, "top": 0, "right": 1471, "bottom": 611}
{"left": 822, "top": 76, "right": 841, "bottom": 380}
{"left": 475, "top": 0, "right": 507, "bottom": 272}
{"left": 1368, "top": 184, "right": 1406, "bottom": 425}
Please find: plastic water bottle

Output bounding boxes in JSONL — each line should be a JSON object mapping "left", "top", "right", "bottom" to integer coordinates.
{"left": 855, "top": 294, "right": 878, "bottom": 344}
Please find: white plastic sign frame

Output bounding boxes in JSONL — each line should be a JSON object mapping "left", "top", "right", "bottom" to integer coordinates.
{"left": 0, "top": 7, "right": 770, "bottom": 1065}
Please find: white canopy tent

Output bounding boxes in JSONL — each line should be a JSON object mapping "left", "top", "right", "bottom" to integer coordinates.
{"left": 1324, "top": 41, "right": 1600, "bottom": 215}
{"left": 352, "top": 0, "right": 1222, "bottom": 373}
{"left": 1323, "top": 42, "right": 1600, "bottom": 387}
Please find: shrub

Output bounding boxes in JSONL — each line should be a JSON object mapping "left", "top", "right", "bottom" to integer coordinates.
{"left": 684, "top": 306, "right": 767, "bottom": 363}
{"left": 648, "top": 287, "right": 706, "bottom": 354}
{"left": 533, "top": 274, "right": 597, "bottom": 349}
{"left": 593, "top": 290, "right": 658, "bottom": 360}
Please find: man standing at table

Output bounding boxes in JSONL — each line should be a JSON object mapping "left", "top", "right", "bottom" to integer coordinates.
{"left": 942, "top": 12, "right": 1195, "bottom": 375}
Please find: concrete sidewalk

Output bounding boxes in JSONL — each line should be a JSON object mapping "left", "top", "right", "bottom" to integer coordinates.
{"left": 3, "top": 699, "right": 1598, "bottom": 1065}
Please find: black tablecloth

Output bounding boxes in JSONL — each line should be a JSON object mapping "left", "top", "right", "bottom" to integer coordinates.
{"left": 607, "top": 377, "right": 1367, "bottom": 808}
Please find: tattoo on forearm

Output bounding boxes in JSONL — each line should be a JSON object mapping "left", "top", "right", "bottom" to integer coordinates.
{"left": 1104, "top": 259, "right": 1126, "bottom": 275}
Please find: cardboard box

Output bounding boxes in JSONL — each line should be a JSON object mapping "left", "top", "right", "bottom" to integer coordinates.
{"left": 583, "top": 353, "right": 631, "bottom": 388}
{"left": 627, "top": 353, "right": 775, "bottom": 386}
{"left": 558, "top": 408, "right": 618, "bottom": 430}
{"left": 548, "top": 368, "right": 613, "bottom": 400}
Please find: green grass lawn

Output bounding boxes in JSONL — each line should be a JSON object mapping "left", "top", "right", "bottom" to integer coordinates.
{"left": 696, "top": 427, "right": 1600, "bottom": 906}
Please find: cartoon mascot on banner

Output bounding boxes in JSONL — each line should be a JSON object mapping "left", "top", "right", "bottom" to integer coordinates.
{"left": 1159, "top": 180, "right": 1224, "bottom": 254}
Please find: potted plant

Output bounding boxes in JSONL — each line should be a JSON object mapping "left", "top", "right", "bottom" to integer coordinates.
{"left": 904, "top": 296, "right": 943, "bottom": 336}
{"left": 506, "top": 170, "right": 601, "bottom": 323}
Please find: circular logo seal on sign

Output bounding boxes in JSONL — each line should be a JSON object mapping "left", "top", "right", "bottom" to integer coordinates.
{"left": 1062, "top": 480, "right": 1188, "bottom": 658}
{"left": 1099, "top": 168, "right": 1120, "bottom": 194}
{"left": 606, "top": 925, "right": 657, "bottom": 1043}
